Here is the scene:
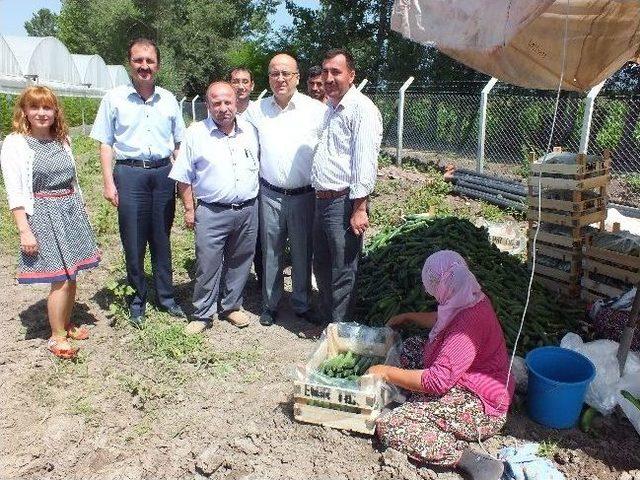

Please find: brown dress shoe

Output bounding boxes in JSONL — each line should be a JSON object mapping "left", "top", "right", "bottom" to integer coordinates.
{"left": 223, "top": 310, "right": 250, "bottom": 328}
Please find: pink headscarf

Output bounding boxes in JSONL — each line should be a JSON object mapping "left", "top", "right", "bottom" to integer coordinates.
{"left": 421, "top": 250, "right": 486, "bottom": 342}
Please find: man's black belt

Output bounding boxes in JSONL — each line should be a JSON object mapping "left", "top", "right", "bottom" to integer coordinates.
{"left": 260, "top": 178, "right": 314, "bottom": 196}
{"left": 208, "top": 197, "right": 257, "bottom": 210}
{"left": 116, "top": 157, "right": 171, "bottom": 169}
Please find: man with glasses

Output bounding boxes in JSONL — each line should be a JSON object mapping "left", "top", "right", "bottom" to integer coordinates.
{"left": 169, "top": 81, "right": 259, "bottom": 334}
{"left": 244, "top": 53, "right": 327, "bottom": 327}
{"left": 229, "top": 67, "right": 255, "bottom": 116}
{"left": 91, "top": 38, "right": 186, "bottom": 326}
{"left": 311, "top": 48, "right": 382, "bottom": 325}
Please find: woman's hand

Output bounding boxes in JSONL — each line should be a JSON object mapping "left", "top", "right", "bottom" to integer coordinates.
{"left": 386, "top": 313, "right": 412, "bottom": 329}
{"left": 19, "top": 228, "right": 38, "bottom": 255}
{"left": 366, "top": 364, "right": 389, "bottom": 380}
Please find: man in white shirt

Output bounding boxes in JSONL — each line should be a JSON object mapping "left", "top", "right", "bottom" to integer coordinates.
{"left": 169, "top": 81, "right": 259, "bottom": 333}
{"left": 311, "top": 48, "right": 383, "bottom": 325}
{"left": 91, "top": 38, "right": 185, "bottom": 326}
{"left": 230, "top": 67, "right": 254, "bottom": 116}
{"left": 306, "top": 65, "right": 327, "bottom": 103}
{"left": 245, "top": 54, "right": 327, "bottom": 326}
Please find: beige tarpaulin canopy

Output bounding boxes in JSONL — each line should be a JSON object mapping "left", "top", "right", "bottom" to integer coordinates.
{"left": 391, "top": 0, "right": 640, "bottom": 91}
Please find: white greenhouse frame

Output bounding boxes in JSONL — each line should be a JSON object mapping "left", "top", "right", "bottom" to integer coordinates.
{"left": 0, "top": 35, "right": 130, "bottom": 97}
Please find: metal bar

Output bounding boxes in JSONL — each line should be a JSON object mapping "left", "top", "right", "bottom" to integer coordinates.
{"left": 618, "top": 285, "right": 640, "bottom": 375}
{"left": 396, "top": 76, "right": 415, "bottom": 166}
{"left": 257, "top": 89, "right": 268, "bottom": 101}
{"left": 455, "top": 179, "right": 526, "bottom": 202}
{"left": 476, "top": 78, "right": 498, "bottom": 173}
{"left": 453, "top": 185, "right": 526, "bottom": 211}
{"left": 357, "top": 79, "right": 368, "bottom": 91}
{"left": 179, "top": 96, "right": 186, "bottom": 119}
{"left": 579, "top": 81, "right": 605, "bottom": 153}
{"left": 191, "top": 95, "right": 200, "bottom": 123}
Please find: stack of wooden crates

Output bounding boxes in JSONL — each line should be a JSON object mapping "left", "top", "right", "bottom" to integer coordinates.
{"left": 527, "top": 150, "right": 611, "bottom": 296}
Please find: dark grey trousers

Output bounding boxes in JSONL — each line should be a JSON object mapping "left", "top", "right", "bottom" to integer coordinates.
{"left": 312, "top": 195, "right": 363, "bottom": 324}
{"left": 260, "top": 187, "right": 314, "bottom": 314}
{"left": 192, "top": 200, "right": 258, "bottom": 320}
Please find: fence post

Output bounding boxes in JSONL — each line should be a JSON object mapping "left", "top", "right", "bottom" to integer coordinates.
{"left": 357, "top": 79, "right": 368, "bottom": 91}
{"left": 257, "top": 89, "right": 268, "bottom": 101}
{"left": 396, "top": 76, "right": 415, "bottom": 166}
{"left": 579, "top": 81, "right": 605, "bottom": 153}
{"left": 191, "top": 95, "right": 200, "bottom": 123}
{"left": 179, "top": 96, "right": 186, "bottom": 119}
{"left": 476, "top": 77, "right": 498, "bottom": 173}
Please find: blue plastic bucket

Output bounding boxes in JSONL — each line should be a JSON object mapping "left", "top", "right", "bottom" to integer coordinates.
{"left": 525, "top": 346, "right": 595, "bottom": 429}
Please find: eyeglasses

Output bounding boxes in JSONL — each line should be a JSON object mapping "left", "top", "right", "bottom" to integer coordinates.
{"left": 268, "top": 71, "right": 299, "bottom": 80}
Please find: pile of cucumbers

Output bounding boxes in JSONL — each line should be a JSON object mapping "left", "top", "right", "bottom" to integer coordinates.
{"left": 318, "top": 351, "right": 383, "bottom": 381}
{"left": 356, "top": 215, "right": 585, "bottom": 353}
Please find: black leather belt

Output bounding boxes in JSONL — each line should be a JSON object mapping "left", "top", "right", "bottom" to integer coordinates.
{"left": 116, "top": 157, "right": 171, "bottom": 169}
{"left": 260, "top": 178, "right": 314, "bottom": 196}
{"left": 208, "top": 197, "right": 257, "bottom": 210}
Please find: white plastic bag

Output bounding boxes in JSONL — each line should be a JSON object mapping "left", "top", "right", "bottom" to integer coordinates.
{"left": 560, "top": 333, "right": 640, "bottom": 416}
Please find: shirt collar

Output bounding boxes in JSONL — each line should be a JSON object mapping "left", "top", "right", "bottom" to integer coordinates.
{"left": 126, "top": 83, "right": 159, "bottom": 103}
{"left": 269, "top": 90, "right": 300, "bottom": 111}
{"left": 330, "top": 84, "right": 357, "bottom": 111}
{"left": 204, "top": 116, "right": 245, "bottom": 136}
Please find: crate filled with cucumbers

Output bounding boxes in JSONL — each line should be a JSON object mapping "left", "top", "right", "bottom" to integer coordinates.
{"left": 293, "top": 322, "right": 404, "bottom": 435}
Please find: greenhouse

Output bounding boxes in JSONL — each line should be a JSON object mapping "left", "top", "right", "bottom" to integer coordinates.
{"left": 0, "top": 35, "right": 129, "bottom": 97}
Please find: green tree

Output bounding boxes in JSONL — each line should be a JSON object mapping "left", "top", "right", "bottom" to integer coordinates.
{"left": 24, "top": 8, "right": 59, "bottom": 37}
{"left": 57, "top": 0, "right": 278, "bottom": 95}
{"left": 278, "top": 0, "right": 483, "bottom": 88}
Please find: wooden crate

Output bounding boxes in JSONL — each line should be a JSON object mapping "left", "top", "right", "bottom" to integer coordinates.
{"left": 529, "top": 150, "right": 611, "bottom": 177}
{"left": 526, "top": 194, "right": 607, "bottom": 213}
{"left": 533, "top": 273, "right": 580, "bottom": 297}
{"left": 527, "top": 206, "right": 606, "bottom": 228}
{"left": 581, "top": 235, "right": 640, "bottom": 301}
{"left": 293, "top": 323, "right": 399, "bottom": 435}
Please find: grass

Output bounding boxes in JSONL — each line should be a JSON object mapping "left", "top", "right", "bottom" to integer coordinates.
{"left": 538, "top": 440, "right": 558, "bottom": 458}
{"left": 479, "top": 201, "right": 506, "bottom": 221}
{"left": 626, "top": 173, "right": 640, "bottom": 194}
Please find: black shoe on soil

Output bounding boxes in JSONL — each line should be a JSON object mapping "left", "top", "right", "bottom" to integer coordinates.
{"left": 456, "top": 448, "right": 504, "bottom": 480}
{"left": 259, "top": 309, "right": 276, "bottom": 326}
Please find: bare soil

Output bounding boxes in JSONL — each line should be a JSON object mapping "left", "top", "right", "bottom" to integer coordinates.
{"left": 1, "top": 163, "right": 639, "bottom": 480}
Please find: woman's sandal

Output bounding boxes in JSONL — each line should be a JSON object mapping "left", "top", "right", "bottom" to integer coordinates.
{"left": 47, "top": 336, "right": 79, "bottom": 359}
{"left": 66, "top": 323, "right": 89, "bottom": 340}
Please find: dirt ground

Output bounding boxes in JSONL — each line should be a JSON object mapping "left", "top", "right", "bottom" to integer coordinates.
{"left": 1, "top": 161, "right": 640, "bottom": 480}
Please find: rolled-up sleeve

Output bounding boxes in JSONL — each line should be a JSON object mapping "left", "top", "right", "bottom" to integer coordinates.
{"left": 168, "top": 131, "right": 194, "bottom": 184}
{"left": 90, "top": 93, "right": 115, "bottom": 145}
{"left": 172, "top": 97, "right": 186, "bottom": 144}
{"left": 349, "top": 102, "right": 382, "bottom": 199}
{"left": 420, "top": 329, "right": 477, "bottom": 395}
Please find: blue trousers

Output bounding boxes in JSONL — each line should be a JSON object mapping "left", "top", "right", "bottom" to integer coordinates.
{"left": 113, "top": 163, "right": 176, "bottom": 316}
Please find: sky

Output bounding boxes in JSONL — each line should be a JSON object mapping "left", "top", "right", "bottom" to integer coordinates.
{"left": 0, "top": 0, "right": 319, "bottom": 36}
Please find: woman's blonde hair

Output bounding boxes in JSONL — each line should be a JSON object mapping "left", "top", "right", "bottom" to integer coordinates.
{"left": 12, "top": 86, "right": 69, "bottom": 142}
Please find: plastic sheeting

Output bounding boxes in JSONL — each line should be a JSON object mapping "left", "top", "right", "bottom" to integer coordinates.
{"left": 0, "top": 35, "right": 129, "bottom": 97}
{"left": 391, "top": 0, "right": 640, "bottom": 91}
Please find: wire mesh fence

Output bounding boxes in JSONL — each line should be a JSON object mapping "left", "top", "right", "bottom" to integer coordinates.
{"left": 366, "top": 82, "right": 640, "bottom": 206}
{"left": 178, "top": 84, "right": 640, "bottom": 206}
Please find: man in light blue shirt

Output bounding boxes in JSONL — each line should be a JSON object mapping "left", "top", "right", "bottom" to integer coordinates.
{"left": 90, "top": 38, "right": 186, "bottom": 326}
{"left": 169, "top": 81, "right": 259, "bottom": 333}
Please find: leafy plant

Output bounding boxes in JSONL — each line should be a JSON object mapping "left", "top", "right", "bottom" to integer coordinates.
{"left": 625, "top": 173, "right": 640, "bottom": 194}
{"left": 106, "top": 280, "right": 135, "bottom": 323}
{"left": 479, "top": 201, "right": 506, "bottom": 221}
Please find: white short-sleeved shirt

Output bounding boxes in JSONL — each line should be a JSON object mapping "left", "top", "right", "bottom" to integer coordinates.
{"left": 244, "top": 91, "right": 327, "bottom": 189}
{"left": 90, "top": 84, "right": 185, "bottom": 161}
{"left": 169, "top": 117, "right": 259, "bottom": 205}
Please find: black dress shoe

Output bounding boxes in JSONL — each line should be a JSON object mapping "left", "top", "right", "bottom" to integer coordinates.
{"left": 259, "top": 309, "right": 276, "bottom": 326}
{"left": 129, "top": 314, "right": 145, "bottom": 328}
{"left": 162, "top": 304, "right": 186, "bottom": 318}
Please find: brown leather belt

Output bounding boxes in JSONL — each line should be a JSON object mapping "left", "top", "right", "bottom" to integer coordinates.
{"left": 315, "top": 188, "right": 349, "bottom": 200}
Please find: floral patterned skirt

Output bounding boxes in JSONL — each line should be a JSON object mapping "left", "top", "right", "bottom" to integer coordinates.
{"left": 375, "top": 336, "right": 506, "bottom": 466}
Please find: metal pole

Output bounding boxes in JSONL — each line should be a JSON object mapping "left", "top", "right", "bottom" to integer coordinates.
{"left": 357, "top": 79, "right": 368, "bottom": 91}
{"left": 257, "top": 89, "right": 268, "bottom": 101}
{"left": 618, "top": 285, "right": 640, "bottom": 375}
{"left": 191, "top": 95, "right": 200, "bottom": 123}
{"left": 579, "top": 81, "right": 605, "bottom": 153}
{"left": 396, "top": 76, "right": 415, "bottom": 166}
{"left": 476, "top": 77, "right": 498, "bottom": 173}
{"left": 179, "top": 96, "right": 186, "bottom": 119}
